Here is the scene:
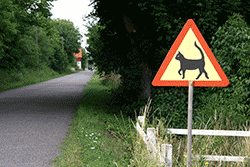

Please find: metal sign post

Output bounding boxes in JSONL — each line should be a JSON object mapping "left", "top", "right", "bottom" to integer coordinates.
{"left": 151, "top": 19, "right": 230, "bottom": 166}
{"left": 187, "top": 81, "right": 194, "bottom": 167}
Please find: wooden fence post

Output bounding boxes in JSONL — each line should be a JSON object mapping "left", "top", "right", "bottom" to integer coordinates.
{"left": 161, "top": 144, "right": 172, "bottom": 167}
{"left": 147, "top": 128, "right": 157, "bottom": 159}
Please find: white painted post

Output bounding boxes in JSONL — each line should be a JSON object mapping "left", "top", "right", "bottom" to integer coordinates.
{"left": 136, "top": 116, "right": 173, "bottom": 167}
{"left": 187, "top": 81, "right": 194, "bottom": 167}
{"left": 136, "top": 115, "right": 250, "bottom": 166}
{"left": 166, "top": 129, "right": 250, "bottom": 137}
{"left": 138, "top": 116, "right": 145, "bottom": 128}
{"left": 77, "top": 61, "right": 81, "bottom": 69}
{"left": 166, "top": 128, "right": 250, "bottom": 165}
{"left": 161, "top": 144, "right": 172, "bottom": 167}
{"left": 136, "top": 121, "right": 148, "bottom": 144}
{"left": 147, "top": 128, "right": 157, "bottom": 159}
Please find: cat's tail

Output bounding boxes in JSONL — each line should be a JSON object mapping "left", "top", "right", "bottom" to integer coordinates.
{"left": 194, "top": 41, "right": 204, "bottom": 60}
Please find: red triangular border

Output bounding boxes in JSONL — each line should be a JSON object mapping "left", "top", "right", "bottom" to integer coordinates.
{"left": 152, "top": 19, "right": 229, "bottom": 87}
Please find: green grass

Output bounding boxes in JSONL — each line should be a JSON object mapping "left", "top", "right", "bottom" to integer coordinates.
{"left": 47, "top": 70, "right": 139, "bottom": 166}
{"left": 131, "top": 103, "right": 250, "bottom": 167}
{"left": 0, "top": 64, "right": 83, "bottom": 93}
{"left": 0, "top": 65, "right": 139, "bottom": 166}
{"left": 2, "top": 65, "right": 250, "bottom": 166}
{"left": 46, "top": 69, "right": 250, "bottom": 167}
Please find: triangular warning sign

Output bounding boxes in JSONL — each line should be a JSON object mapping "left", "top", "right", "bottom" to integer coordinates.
{"left": 152, "top": 19, "right": 229, "bottom": 87}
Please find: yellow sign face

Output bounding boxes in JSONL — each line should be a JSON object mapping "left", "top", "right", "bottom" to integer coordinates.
{"left": 161, "top": 28, "right": 221, "bottom": 81}
{"left": 152, "top": 19, "right": 229, "bottom": 87}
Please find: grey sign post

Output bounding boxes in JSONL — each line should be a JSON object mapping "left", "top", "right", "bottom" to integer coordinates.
{"left": 151, "top": 18, "right": 230, "bottom": 167}
{"left": 187, "top": 81, "right": 194, "bottom": 167}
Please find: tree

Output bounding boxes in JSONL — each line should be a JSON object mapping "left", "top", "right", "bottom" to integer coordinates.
{"left": 0, "top": 0, "right": 18, "bottom": 54}
{"left": 0, "top": 0, "right": 18, "bottom": 71}
{"left": 50, "top": 47, "right": 69, "bottom": 74}
{"left": 38, "top": 17, "right": 64, "bottom": 68}
{"left": 52, "top": 18, "right": 83, "bottom": 66}
{"left": 81, "top": 47, "right": 88, "bottom": 70}
{"left": 18, "top": 25, "right": 42, "bottom": 69}
{"left": 88, "top": 0, "right": 250, "bottom": 106}
{"left": 199, "top": 13, "right": 250, "bottom": 123}
{"left": 12, "top": 0, "right": 55, "bottom": 30}
{"left": 84, "top": 14, "right": 105, "bottom": 72}
{"left": 13, "top": 16, "right": 64, "bottom": 70}
{"left": 0, "top": 0, "right": 57, "bottom": 71}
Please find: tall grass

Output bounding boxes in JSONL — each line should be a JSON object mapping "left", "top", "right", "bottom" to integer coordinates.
{"left": 48, "top": 69, "right": 250, "bottom": 167}
{"left": 0, "top": 64, "right": 81, "bottom": 93}
{"left": 48, "top": 69, "right": 138, "bottom": 166}
{"left": 123, "top": 98, "right": 250, "bottom": 167}
{"left": 2, "top": 65, "right": 250, "bottom": 166}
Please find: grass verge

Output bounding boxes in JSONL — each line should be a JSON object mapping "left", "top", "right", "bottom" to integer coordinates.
{"left": 2, "top": 65, "right": 250, "bottom": 166}
{"left": 47, "top": 69, "right": 250, "bottom": 167}
{"left": 126, "top": 99, "right": 250, "bottom": 167}
{"left": 48, "top": 70, "right": 138, "bottom": 166}
{"left": 0, "top": 65, "right": 83, "bottom": 93}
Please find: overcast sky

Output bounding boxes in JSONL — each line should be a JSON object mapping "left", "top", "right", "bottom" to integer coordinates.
{"left": 50, "top": 0, "right": 97, "bottom": 50}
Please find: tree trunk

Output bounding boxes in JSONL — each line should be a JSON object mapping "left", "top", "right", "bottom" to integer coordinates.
{"left": 138, "top": 61, "right": 152, "bottom": 102}
{"left": 123, "top": 15, "right": 152, "bottom": 103}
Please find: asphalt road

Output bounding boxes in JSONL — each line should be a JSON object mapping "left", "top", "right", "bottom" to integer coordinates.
{"left": 0, "top": 70, "right": 96, "bottom": 167}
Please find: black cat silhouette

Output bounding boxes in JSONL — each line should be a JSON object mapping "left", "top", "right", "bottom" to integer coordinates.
{"left": 175, "top": 41, "right": 209, "bottom": 80}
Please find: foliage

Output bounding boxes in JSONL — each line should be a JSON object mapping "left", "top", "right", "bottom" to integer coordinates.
{"left": 13, "top": 18, "right": 69, "bottom": 71}
{"left": 194, "top": 12, "right": 250, "bottom": 127}
{"left": 11, "top": 0, "right": 54, "bottom": 29}
{"left": 0, "top": 0, "right": 83, "bottom": 74}
{"left": 18, "top": 25, "right": 52, "bottom": 69}
{"left": 34, "top": 26, "right": 55, "bottom": 68}
{"left": 0, "top": 0, "right": 18, "bottom": 57}
{"left": 71, "top": 57, "right": 78, "bottom": 70}
{"left": 149, "top": 12, "right": 250, "bottom": 130}
{"left": 38, "top": 17, "right": 65, "bottom": 68}
{"left": 52, "top": 18, "right": 83, "bottom": 65}
{"left": 50, "top": 47, "right": 69, "bottom": 74}
{"left": 0, "top": 0, "right": 20, "bottom": 71}
{"left": 0, "top": 0, "right": 57, "bottom": 71}
{"left": 84, "top": 14, "right": 106, "bottom": 75}
{"left": 88, "top": 0, "right": 250, "bottom": 76}
{"left": 87, "top": 0, "right": 250, "bottom": 116}
{"left": 47, "top": 72, "right": 137, "bottom": 166}
{"left": 148, "top": 86, "right": 201, "bottom": 129}
{"left": 81, "top": 47, "right": 88, "bottom": 70}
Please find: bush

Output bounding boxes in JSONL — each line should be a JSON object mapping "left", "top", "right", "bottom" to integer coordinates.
{"left": 98, "top": 68, "right": 147, "bottom": 119}
{"left": 195, "top": 12, "right": 250, "bottom": 127}
{"left": 81, "top": 51, "right": 88, "bottom": 70}
{"left": 149, "top": 12, "right": 250, "bottom": 130}
{"left": 71, "top": 57, "right": 79, "bottom": 70}
{"left": 50, "top": 48, "right": 69, "bottom": 74}
{"left": 149, "top": 86, "right": 202, "bottom": 129}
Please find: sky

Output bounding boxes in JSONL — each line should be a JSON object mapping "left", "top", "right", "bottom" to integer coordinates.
{"left": 50, "top": 0, "right": 98, "bottom": 50}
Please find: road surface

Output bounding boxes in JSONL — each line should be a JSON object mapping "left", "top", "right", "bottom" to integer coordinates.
{"left": 0, "top": 70, "right": 96, "bottom": 167}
